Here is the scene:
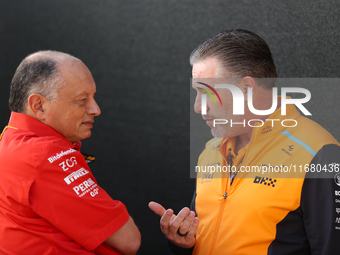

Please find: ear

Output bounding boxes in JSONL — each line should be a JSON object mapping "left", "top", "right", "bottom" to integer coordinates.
{"left": 240, "top": 76, "right": 257, "bottom": 100}
{"left": 26, "top": 94, "right": 48, "bottom": 120}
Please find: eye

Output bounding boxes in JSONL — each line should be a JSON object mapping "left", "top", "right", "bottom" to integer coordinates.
{"left": 197, "top": 87, "right": 208, "bottom": 94}
{"left": 78, "top": 98, "right": 87, "bottom": 105}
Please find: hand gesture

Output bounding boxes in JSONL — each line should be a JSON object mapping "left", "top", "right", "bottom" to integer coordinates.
{"left": 148, "top": 201, "right": 199, "bottom": 249}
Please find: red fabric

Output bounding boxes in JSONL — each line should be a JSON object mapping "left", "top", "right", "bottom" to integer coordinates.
{"left": 94, "top": 243, "right": 122, "bottom": 255}
{"left": 0, "top": 112, "right": 129, "bottom": 254}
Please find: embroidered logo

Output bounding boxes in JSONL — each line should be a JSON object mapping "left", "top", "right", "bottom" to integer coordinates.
{"left": 253, "top": 176, "right": 277, "bottom": 187}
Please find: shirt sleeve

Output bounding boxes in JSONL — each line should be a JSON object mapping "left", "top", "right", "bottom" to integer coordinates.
{"left": 29, "top": 143, "right": 129, "bottom": 251}
{"left": 94, "top": 243, "right": 122, "bottom": 255}
{"left": 301, "top": 144, "right": 340, "bottom": 254}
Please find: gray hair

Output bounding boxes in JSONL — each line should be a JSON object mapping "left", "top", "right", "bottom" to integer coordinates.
{"left": 9, "top": 50, "right": 80, "bottom": 113}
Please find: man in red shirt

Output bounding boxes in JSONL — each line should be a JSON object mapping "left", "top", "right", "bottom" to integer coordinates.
{"left": 0, "top": 51, "right": 141, "bottom": 254}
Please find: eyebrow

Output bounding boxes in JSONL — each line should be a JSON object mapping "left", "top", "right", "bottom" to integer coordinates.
{"left": 197, "top": 87, "right": 218, "bottom": 105}
{"left": 72, "top": 92, "right": 87, "bottom": 99}
{"left": 72, "top": 89, "right": 96, "bottom": 100}
{"left": 196, "top": 82, "right": 222, "bottom": 105}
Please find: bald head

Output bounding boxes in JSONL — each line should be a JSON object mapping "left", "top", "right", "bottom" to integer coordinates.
{"left": 25, "top": 51, "right": 82, "bottom": 69}
{"left": 9, "top": 50, "right": 82, "bottom": 113}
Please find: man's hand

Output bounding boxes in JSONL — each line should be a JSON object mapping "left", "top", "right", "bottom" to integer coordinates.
{"left": 148, "top": 201, "right": 199, "bottom": 249}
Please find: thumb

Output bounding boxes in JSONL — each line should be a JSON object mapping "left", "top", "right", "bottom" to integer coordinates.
{"left": 148, "top": 201, "right": 166, "bottom": 217}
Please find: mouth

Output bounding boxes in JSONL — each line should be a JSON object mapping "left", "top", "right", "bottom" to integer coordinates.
{"left": 82, "top": 120, "right": 94, "bottom": 128}
{"left": 203, "top": 118, "right": 214, "bottom": 126}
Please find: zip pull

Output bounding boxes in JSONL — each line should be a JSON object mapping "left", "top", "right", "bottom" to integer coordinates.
{"left": 218, "top": 192, "right": 228, "bottom": 201}
{"left": 228, "top": 148, "right": 233, "bottom": 168}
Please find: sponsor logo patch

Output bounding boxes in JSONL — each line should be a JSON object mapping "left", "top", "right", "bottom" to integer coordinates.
{"left": 48, "top": 148, "right": 76, "bottom": 163}
{"left": 82, "top": 152, "right": 95, "bottom": 164}
{"left": 64, "top": 168, "right": 89, "bottom": 185}
{"left": 334, "top": 173, "right": 340, "bottom": 187}
{"left": 73, "top": 177, "right": 98, "bottom": 197}
{"left": 253, "top": 176, "right": 277, "bottom": 187}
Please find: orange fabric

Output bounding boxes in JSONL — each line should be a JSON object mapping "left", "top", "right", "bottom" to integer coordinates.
{"left": 193, "top": 105, "right": 339, "bottom": 255}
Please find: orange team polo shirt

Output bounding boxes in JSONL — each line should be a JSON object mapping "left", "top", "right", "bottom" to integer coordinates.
{"left": 0, "top": 112, "right": 129, "bottom": 254}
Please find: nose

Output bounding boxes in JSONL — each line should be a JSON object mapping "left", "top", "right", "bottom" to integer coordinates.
{"left": 87, "top": 97, "right": 101, "bottom": 117}
{"left": 194, "top": 94, "right": 201, "bottom": 114}
{"left": 194, "top": 94, "right": 201, "bottom": 113}
{"left": 194, "top": 93, "right": 208, "bottom": 114}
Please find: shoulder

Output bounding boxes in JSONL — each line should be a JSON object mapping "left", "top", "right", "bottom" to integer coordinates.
{"left": 286, "top": 116, "right": 339, "bottom": 155}
{"left": 205, "top": 137, "right": 223, "bottom": 149}
{"left": 2, "top": 130, "right": 79, "bottom": 174}
{"left": 197, "top": 138, "right": 223, "bottom": 165}
{"left": 26, "top": 134, "right": 75, "bottom": 162}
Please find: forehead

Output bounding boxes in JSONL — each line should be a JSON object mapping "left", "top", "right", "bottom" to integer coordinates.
{"left": 58, "top": 60, "right": 96, "bottom": 97}
{"left": 192, "top": 58, "right": 229, "bottom": 89}
{"left": 192, "top": 57, "right": 220, "bottom": 78}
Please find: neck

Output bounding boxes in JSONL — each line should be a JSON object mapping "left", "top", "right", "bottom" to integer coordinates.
{"left": 234, "top": 129, "right": 253, "bottom": 155}
{"left": 233, "top": 98, "right": 281, "bottom": 155}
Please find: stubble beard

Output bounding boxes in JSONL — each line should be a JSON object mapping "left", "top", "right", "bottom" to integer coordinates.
{"left": 211, "top": 125, "right": 231, "bottom": 138}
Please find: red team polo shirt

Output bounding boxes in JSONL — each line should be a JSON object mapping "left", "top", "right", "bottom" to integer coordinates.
{"left": 0, "top": 112, "right": 129, "bottom": 254}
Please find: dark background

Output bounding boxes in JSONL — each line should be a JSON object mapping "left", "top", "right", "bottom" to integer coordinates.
{"left": 0, "top": 1, "right": 339, "bottom": 254}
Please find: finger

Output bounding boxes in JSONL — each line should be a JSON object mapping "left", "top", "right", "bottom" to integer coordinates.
{"left": 185, "top": 217, "right": 199, "bottom": 239}
{"left": 178, "top": 211, "right": 196, "bottom": 234}
{"left": 160, "top": 209, "right": 174, "bottom": 233}
{"left": 168, "top": 207, "right": 190, "bottom": 234}
{"left": 148, "top": 201, "right": 166, "bottom": 217}
{"left": 169, "top": 214, "right": 176, "bottom": 224}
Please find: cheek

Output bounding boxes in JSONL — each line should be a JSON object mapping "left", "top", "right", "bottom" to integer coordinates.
{"left": 212, "top": 103, "right": 230, "bottom": 118}
{"left": 56, "top": 111, "right": 82, "bottom": 132}
{"left": 64, "top": 106, "right": 85, "bottom": 120}
{"left": 224, "top": 99, "right": 235, "bottom": 113}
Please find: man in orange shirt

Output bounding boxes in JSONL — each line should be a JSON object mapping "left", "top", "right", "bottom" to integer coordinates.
{"left": 150, "top": 29, "right": 340, "bottom": 254}
{"left": 0, "top": 50, "right": 141, "bottom": 254}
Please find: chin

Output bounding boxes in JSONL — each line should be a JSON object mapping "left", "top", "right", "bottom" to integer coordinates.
{"left": 74, "top": 132, "right": 92, "bottom": 143}
{"left": 84, "top": 131, "right": 92, "bottom": 139}
{"left": 211, "top": 127, "right": 230, "bottom": 138}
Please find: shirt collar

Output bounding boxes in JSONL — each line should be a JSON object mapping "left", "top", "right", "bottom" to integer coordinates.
{"left": 8, "top": 112, "right": 81, "bottom": 150}
{"left": 218, "top": 102, "right": 301, "bottom": 159}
